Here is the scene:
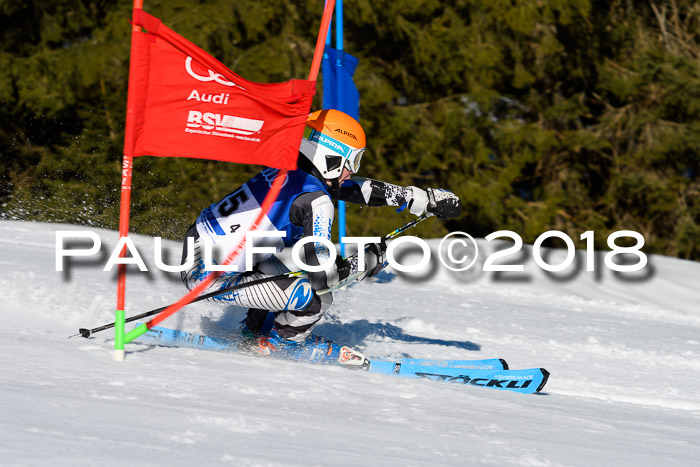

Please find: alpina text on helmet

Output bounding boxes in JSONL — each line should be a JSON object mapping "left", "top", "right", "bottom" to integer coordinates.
{"left": 334, "top": 128, "right": 357, "bottom": 140}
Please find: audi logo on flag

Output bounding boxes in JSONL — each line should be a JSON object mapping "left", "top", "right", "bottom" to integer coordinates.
{"left": 185, "top": 57, "right": 240, "bottom": 88}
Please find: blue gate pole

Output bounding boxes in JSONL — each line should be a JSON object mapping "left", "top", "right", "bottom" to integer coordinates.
{"left": 336, "top": 0, "right": 347, "bottom": 257}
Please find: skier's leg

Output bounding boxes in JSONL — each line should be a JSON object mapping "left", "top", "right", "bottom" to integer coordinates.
{"left": 244, "top": 256, "right": 295, "bottom": 334}
{"left": 273, "top": 292, "right": 332, "bottom": 342}
{"left": 179, "top": 231, "right": 307, "bottom": 309}
{"left": 225, "top": 280, "right": 367, "bottom": 367}
{"left": 178, "top": 231, "right": 366, "bottom": 366}
{"left": 264, "top": 293, "right": 368, "bottom": 367}
{"left": 179, "top": 236, "right": 323, "bottom": 331}
{"left": 244, "top": 308, "right": 270, "bottom": 335}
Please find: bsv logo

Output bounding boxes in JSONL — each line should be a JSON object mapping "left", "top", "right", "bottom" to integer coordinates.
{"left": 187, "top": 111, "right": 263, "bottom": 135}
{"left": 185, "top": 56, "right": 239, "bottom": 88}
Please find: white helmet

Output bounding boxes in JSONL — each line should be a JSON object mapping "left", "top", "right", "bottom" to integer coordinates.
{"left": 299, "top": 109, "right": 366, "bottom": 180}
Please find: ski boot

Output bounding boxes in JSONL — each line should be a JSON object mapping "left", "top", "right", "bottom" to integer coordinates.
{"left": 239, "top": 327, "right": 369, "bottom": 369}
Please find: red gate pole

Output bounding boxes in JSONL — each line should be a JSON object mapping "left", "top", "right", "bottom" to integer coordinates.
{"left": 120, "top": 0, "right": 336, "bottom": 349}
{"left": 309, "top": 0, "right": 335, "bottom": 81}
{"left": 115, "top": 0, "right": 144, "bottom": 361}
{"left": 122, "top": 0, "right": 336, "bottom": 346}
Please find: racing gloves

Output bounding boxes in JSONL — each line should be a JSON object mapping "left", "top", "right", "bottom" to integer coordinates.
{"left": 408, "top": 187, "right": 462, "bottom": 220}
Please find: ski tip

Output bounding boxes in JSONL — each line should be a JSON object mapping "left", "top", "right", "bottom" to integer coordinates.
{"left": 499, "top": 358, "right": 509, "bottom": 370}
{"left": 536, "top": 368, "right": 550, "bottom": 393}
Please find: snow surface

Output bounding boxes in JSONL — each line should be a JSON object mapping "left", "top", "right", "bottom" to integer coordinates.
{"left": 1, "top": 219, "right": 699, "bottom": 466}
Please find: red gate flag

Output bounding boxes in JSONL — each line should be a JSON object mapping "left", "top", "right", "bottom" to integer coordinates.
{"left": 124, "top": 9, "right": 316, "bottom": 169}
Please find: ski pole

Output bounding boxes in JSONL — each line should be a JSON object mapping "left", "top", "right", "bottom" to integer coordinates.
{"left": 383, "top": 212, "right": 431, "bottom": 240}
{"left": 69, "top": 213, "right": 431, "bottom": 339}
{"left": 68, "top": 271, "right": 304, "bottom": 339}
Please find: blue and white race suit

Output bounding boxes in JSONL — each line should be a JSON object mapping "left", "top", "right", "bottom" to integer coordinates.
{"left": 181, "top": 166, "right": 427, "bottom": 341}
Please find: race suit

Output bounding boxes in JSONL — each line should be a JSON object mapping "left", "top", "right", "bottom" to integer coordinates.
{"left": 180, "top": 166, "right": 424, "bottom": 341}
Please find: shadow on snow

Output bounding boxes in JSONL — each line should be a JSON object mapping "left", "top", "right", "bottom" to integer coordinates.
{"left": 313, "top": 319, "right": 480, "bottom": 352}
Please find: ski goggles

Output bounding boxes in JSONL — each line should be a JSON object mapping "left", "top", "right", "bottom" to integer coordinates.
{"left": 344, "top": 146, "right": 364, "bottom": 173}
{"left": 305, "top": 128, "right": 365, "bottom": 173}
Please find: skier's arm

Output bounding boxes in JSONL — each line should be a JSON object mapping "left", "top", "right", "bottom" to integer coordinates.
{"left": 337, "top": 178, "right": 420, "bottom": 208}
{"left": 290, "top": 192, "right": 381, "bottom": 290}
{"left": 337, "top": 178, "right": 462, "bottom": 219}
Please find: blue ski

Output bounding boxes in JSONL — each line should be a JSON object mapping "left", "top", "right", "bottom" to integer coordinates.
{"left": 136, "top": 326, "right": 547, "bottom": 393}
{"left": 369, "top": 361, "right": 549, "bottom": 394}
{"left": 399, "top": 358, "right": 507, "bottom": 370}
{"left": 139, "top": 325, "right": 236, "bottom": 351}
{"left": 137, "top": 326, "right": 507, "bottom": 370}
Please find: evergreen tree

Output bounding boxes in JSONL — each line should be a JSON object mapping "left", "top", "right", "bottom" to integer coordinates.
{"left": 1, "top": 0, "right": 698, "bottom": 259}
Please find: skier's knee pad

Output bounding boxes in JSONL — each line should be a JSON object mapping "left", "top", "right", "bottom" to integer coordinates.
{"left": 282, "top": 277, "right": 314, "bottom": 311}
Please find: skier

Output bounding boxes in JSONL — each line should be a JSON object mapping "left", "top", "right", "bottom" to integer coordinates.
{"left": 180, "top": 109, "right": 461, "bottom": 367}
